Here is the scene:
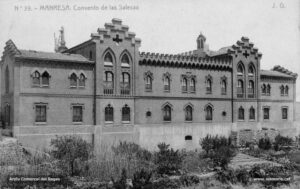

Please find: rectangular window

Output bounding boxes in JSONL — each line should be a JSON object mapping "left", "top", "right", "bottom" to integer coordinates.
{"left": 263, "top": 107, "right": 270, "bottom": 120}
{"left": 35, "top": 104, "right": 47, "bottom": 123}
{"left": 73, "top": 106, "right": 83, "bottom": 122}
{"left": 282, "top": 107, "right": 288, "bottom": 120}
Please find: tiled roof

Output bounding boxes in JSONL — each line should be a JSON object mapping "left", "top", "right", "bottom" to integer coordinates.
{"left": 16, "top": 50, "right": 93, "bottom": 63}
{"left": 260, "top": 70, "right": 294, "bottom": 78}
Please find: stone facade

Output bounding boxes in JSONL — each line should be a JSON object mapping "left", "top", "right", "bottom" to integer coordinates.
{"left": 0, "top": 18, "right": 298, "bottom": 151}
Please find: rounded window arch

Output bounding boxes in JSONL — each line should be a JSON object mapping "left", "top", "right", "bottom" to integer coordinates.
{"left": 163, "top": 104, "right": 172, "bottom": 121}
{"left": 237, "top": 62, "right": 244, "bottom": 75}
{"left": 182, "top": 77, "right": 188, "bottom": 92}
{"left": 266, "top": 84, "right": 271, "bottom": 95}
{"left": 262, "top": 84, "right": 266, "bottom": 94}
{"left": 221, "top": 79, "right": 227, "bottom": 94}
{"left": 79, "top": 73, "right": 86, "bottom": 87}
{"left": 249, "top": 106, "right": 255, "bottom": 120}
{"left": 237, "top": 80, "right": 244, "bottom": 91}
{"left": 285, "top": 85, "right": 289, "bottom": 96}
{"left": 238, "top": 106, "right": 245, "bottom": 120}
{"left": 70, "top": 73, "right": 78, "bottom": 87}
{"left": 190, "top": 78, "right": 196, "bottom": 92}
{"left": 164, "top": 76, "right": 171, "bottom": 91}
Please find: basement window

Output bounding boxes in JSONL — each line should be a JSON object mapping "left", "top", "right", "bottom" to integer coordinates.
{"left": 185, "top": 135, "right": 192, "bottom": 141}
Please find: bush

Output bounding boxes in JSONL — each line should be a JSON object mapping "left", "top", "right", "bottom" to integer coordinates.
{"left": 274, "top": 134, "right": 293, "bottom": 151}
{"left": 153, "top": 177, "right": 181, "bottom": 189}
{"left": 154, "top": 143, "right": 183, "bottom": 176}
{"left": 200, "top": 135, "right": 236, "bottom": 169}
{"left": 258, "top": 137, "right": 272, "bottom": 150}
{"left": 132, "top": 169, "right": 153, "bottom": 189}
{"left": 215, "top": 168, "right": 237, "bottom": 184}
{"left": 50, "top": 135, "right": 92, "bottom": 176}
{"left": 179, "top": 174, "right": 200, "bottom": 187}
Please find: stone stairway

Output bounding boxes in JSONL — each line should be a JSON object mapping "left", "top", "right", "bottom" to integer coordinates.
{"left": 229, "top": 153, "right": 282, "bottom": 170}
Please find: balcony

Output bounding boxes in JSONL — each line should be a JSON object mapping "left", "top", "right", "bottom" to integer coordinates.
{"left": 121, "top": 88, "right": 130, "bottom": 95}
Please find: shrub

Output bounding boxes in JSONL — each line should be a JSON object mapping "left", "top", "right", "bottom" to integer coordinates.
{"left": 154, "top": 143, "right": 183, "bottom": 176}
{"left": 132, "top": 169, "right": 153, "bottom": 189}
{"left": 235, "top": 169, "right": 250, "bottom": 185}
{"left": 258, "top": 137, "right": 272, "bottom": 150}
{"left": 152, "top": 177, "right": 181, "bottom": 189}
{"left": 274, "top": 134, "right": 293, "bottom": 151}
{"left": 215, "top": 168, "right": 237, "bottom": 184}
{"left": 179, "top": 174, "right": 200, "bottom": 187}
{"left": 211, "top": 146, "right": 235, "bottom": 169}
{"left": 50, "top": 135, "right": 92, "bottom": 176}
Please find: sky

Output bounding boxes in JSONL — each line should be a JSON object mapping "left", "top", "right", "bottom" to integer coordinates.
{"left": 0, "top": 0, "right": 299, "bottom": 100}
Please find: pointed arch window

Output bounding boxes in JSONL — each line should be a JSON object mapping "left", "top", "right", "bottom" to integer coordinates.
{"left": 248, "top": 65, "right": 255, "bottom": 76}
{"left": 70, "top": 73, "right": 77, "bottom": 88}
{"left": 163, "top": 105, "right": 172, "bottom": 121}
{"left": 237, "top": 79, "right": 244, "bottom": 98}
{"left": 121, "top": 72, "right": 130, "bottom": 95}
{"left": 285, "top": 85, "right": 289, "bottom": 96}
{"left": 221, "top": 77, "right": 227, "bottom": 95}
{"left": 205, "top": 105, "right": 213, "bottom": 121}
{"left": 249, "top": 107, "right": 255, "bottom": 120}
{"left": 122, "top": 104, "right": 130, "bottom": 122}
{"left": 262, "top": 84, "right": 266, "bottom": 95}
{"left": 104, "top": 52, "right": 113, "bottom": 66}
{"left": 121, "top": 54, "right": 130, "bottom": 68}
{"left": 266, "top": 84, "right": 271, "bottom": 96}
{"left": 182, "top": 77, "right": 188, "bottom": 92}
{"left": 164, "top": 76, "right": 171, "bottom": 92}
{"left": 185, "top": 105, "right": 193, "bottom": 121}
{"left": 32, "top": 70, "right": 41, "bottom": 86}
{"left": 105, "top": 104, "right": 114, "bottom": 122}
{"left": 104, "top": 71, "right": 114, "bottom": 94}
{"left": 144, "top": 71, "right": 153, "bottom": 91}
{"left": 5, "top": 66, "right": 9, "bottom": 94}
{"left": 190, "top": 78, "right": 196, "bottom": 92}
{"left": 238, "top": 106, "right": 244, "bottom": 120}
{"left": 280, "top": 85, "right": 284, "bottom": 96}
{"left": 237, "top": 63, "right": 244, "bottom": 76}
{"left": 206, "top": 79, "right": 212, "bottom": 94}
{"left": 248, "top": 80, "right": 254, "bottom": 98}
{"left": 78, "top": 73, "right": 86, "bottom": 87}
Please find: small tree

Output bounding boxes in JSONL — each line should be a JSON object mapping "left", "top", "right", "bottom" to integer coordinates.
{"left": 154, "top": 143, "right": 183, "bottom": 175}
{"left": 50, "top": 135, "right": 92, "bottom": 176}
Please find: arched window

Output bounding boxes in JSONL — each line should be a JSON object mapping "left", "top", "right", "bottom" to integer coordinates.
{"left": 32, "top": 70, "right": 40, "bottom": 86}
{"left": 121, "top": 54, "right": 130, "bottom": 67}
{"left": 237, "top": 63, "right": 244, "bottom": 75}
{"left": 238, "top": 106, "right": 244, "bottom": 120}
{"left": 249, "top": 107, "right": 255, "bottom": 120}
{"left": 206, "top": 79, "right": 212, "bottom": 94}
{"left": 248, "top": 65, "right": 255, "bottom": 76}
{"left": 145, "top": 75, "right": 152, "bottom": 90}
{"left": 182, "top": 77, "right": 188, "bottom": 92}
{"left": 78, "top": 73, "right": 86, "bottom": 87}
{"left": 164, "top": 76, "right": 171, "bottom": 91}
{"left": 122, "top": 104, "right": 130, "bottom": 122}
{"left": 280, "top": 85, "right": 284, "bottom": 96}
{"left": 70, "top": 73, "right": 77, "bottom": 87}
{"left": 104, "top": 52, "right": 113, "bottom": 66}
{"left": 41, "top": 71, "right": 50, "bottom": 86}
{"left": 163, "top": 105, "right": 172, "bottom": 121}
{"left": 285, "top": 85, "right": 289, "bottom": 96}
{"left": 262, "top": 84, "right": 266, "bottom": 95}
{"left": 266, "top": 84, "right": 271, "bottom": 96}
{"left": 205, "top": 105, "right": 213, "bottom": 121}
{"left": 237, "top": 80, "right": 244, "bottom": 97}
{"left": 5, "top": 66, "right": 9, "bottom": 93}
{"left": 221, "top": 80, "right": 227, "bottom": 95}
{"left": 248, "top": 80, "right": 254, "bottom": 98}
{"left": 190, "top": 78, "right": 196, "bottom": 92}
{"left": 105, "top": 104, "right": 114, "bottom": 122}
{"left": 104, "top": 71, "right": 114, "bottom": 94}
{"left": 185, "top": 105, "right": 193, "bottom": 121}
{"left": 121, "top": 72, "right": 130, "bottom": 95}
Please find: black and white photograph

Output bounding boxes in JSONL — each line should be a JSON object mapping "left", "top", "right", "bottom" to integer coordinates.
{"left": 0, "top": 0, "right": 300, "bottom": 188}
